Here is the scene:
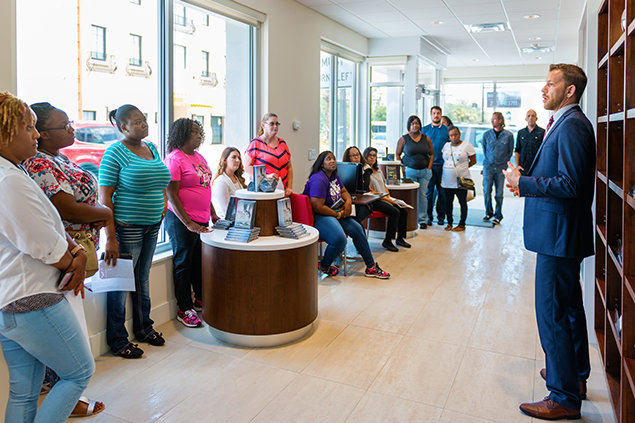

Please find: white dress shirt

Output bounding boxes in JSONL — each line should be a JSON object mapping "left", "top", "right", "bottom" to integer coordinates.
{"left": 0, "top": 156, "right": 68, "bottom": 308}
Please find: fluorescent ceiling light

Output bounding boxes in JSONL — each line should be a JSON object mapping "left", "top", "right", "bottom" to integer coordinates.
{"left": 464, "top": 22, "right": 510, "bottom": 33}
{"left": 521, "top": 45, "right": 554, "bottom": 54}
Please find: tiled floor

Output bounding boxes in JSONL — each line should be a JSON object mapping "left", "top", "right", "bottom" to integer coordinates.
{"left": 84, "top": 196, "right": 616, "bottom": 422}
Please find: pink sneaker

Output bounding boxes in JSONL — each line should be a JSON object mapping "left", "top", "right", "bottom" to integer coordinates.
{"left": 177, "top": 309, "right": 202, "bottom": 328}
{"left": 365, "top": 263, "right": 390, "bottom": 279}
{"left": 193, "top": 299, "right": 203, "bottom": 312}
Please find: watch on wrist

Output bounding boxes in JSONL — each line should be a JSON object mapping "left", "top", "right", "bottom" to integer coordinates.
{"left": 70, "top": 244, "right": 86, "bottom": 257}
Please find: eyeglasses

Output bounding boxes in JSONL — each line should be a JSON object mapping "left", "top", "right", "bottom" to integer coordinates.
{"left": 41, "top": 121, "right": 74, "bottom": 132}
{"left": 265, "top": 122, "right": 281, "bottom": 127}
{"left": 367, "top": 153, "right": 377, "bottom": 157}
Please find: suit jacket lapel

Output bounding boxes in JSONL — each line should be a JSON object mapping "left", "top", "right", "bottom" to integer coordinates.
{"left": 527, "top": 106, "right": 580, "bottom": 174}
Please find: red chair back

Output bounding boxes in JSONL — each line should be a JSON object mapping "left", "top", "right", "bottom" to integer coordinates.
{"left": 289, "top": 193, "right": 314, "bottom": 226}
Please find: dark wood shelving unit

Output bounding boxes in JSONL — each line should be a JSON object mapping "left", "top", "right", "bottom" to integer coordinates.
{"left": 595, "top": 1, "right": 635, "bottom": 421}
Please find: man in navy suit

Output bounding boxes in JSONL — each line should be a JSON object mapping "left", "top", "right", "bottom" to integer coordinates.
{"left": 504, "top": 64, "right": 595, "bottom": 420}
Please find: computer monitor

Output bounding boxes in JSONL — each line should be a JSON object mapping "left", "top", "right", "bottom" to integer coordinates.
{"left": 337, "top": 162, "right": 365, "bottom": 194}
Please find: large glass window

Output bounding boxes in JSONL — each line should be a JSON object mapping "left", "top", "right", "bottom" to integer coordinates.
{"left": 369, "top": 64, "right": 405, "bottom": 159}
{"left": 172, "top": 1, "right": 254, "bottom": 171}
{"left": 16, "top": 0, "right": 256, "bottom": 251}
{"left": 319, "top": 51, "right": 358, "bottom": 158}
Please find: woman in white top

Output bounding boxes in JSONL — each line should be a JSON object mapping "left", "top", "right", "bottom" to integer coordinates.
{"left": 0, "top": 92, "right": 94, "bottom": 423}
{"left": 362, "top": 147, "right": 410, "bottom": 251}
{"left": 211, "top": 147, "right": 247, "bottom": 219}
{"left": 441, "top": 126, "right": 476, "bottom": 232}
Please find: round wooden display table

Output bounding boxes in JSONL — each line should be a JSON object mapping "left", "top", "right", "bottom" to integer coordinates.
{"left": 201, "top": 225, "right": 319, "bottom": 347}
{"left": 234, "top": 189, "right": 284, "bottom": 236}
{"left": 367, "top": 182, "right": 420, "bottom": 239}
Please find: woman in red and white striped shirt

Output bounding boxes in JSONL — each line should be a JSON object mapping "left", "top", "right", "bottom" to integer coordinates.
{"left": 244, "top": 112, "right": 294, "bottom": 196}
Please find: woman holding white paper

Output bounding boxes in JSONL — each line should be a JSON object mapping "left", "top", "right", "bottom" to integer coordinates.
{"left": 0, "top": 92, "right": 94, "bottom": 423}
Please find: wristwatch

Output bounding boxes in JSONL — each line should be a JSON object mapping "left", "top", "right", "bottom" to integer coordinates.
{"left": 70, "top": 244, "right": 86, "bottom": 257}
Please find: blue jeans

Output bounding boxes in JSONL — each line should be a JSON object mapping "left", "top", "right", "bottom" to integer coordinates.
{"left": 482, "top": 167, "right": 505, "bottom": 220}
{"left": 313, "top": 215, "right": 375, "bottom": 268}
{"left": 0, "top": 299, "right": 94, "bottom": 423}
{"left": 107, "top": 221, "right": 161, "bottom": 353}
{"left": 425, "top": 164, "right": 446, "bottom": 223}
{"left": 404, "top": 167, "right": 432, "bottom": 224}
{"left": 164, "top": 211, "right": 203, "bottom": 312}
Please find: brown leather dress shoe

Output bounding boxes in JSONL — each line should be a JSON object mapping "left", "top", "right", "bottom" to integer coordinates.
{"left": 519, "top": 397, "right": 581, "bottom": 420}
{"left": 540, "top": 368, "right": 587, "bottom": 400}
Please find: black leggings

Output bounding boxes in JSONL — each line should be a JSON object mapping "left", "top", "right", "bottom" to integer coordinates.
{"left": 371, "top": 199, "right": 408, "bottom": 240}
{"left": 444, "top": 188, "right": 468, "bottom": 226}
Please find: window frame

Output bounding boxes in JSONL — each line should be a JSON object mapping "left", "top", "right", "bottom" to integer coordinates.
{"left": 319, "top": 50, "right": 359, "bottom": 158}
{"left": 129, "top": 33, "right": 142, "bottom": 66}
{"left": 91, "top": 25, "right": 106, "bottom": 61}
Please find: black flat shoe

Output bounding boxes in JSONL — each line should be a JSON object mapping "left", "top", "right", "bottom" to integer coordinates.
{"left": 382, "top": 240, "right": 399, "bottom": 252}
{"left": 116, "top": 343, "right": 144, "bottom": 359}
{"left": 395, "top": 238, "right": 411, "bottom": 248}
{"left": 141, "top": 331, "right": 165, "bottom": 346}
{"left": 419, "top": 223, "right": 428, "bottom": 229}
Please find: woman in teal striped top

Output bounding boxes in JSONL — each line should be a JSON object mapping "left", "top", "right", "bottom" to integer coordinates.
{"left": 99, "top": 104, "right": 171, "bottom": 359}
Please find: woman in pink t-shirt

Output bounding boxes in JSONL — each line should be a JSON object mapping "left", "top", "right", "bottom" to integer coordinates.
{"left": 164, "top": 118, "right": 218, "bottom": 328}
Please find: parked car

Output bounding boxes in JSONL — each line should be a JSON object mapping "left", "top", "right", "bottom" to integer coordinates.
{"left": 60, "top": 122, "right": 124, "bottom": 176}
{"left": 454, "top": 123, "right": 518, "bottom": 167}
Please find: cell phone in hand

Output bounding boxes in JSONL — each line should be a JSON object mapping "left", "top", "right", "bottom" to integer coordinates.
{"left": 57, "top": 272, "right": 73, "bottom": 290}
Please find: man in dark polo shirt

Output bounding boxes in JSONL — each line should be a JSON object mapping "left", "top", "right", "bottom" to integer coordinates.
{"left": 514, "top": 109, "right": 545, "bottom": 175}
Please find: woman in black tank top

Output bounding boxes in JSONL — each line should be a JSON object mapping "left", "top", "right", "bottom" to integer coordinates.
{"left": 396, "top": 115, "right": 434, "bottom": 229}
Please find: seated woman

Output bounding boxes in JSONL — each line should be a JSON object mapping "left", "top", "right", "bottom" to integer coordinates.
{"left": 441, "top": 126, "right": 476, "bottom": 232}
{"left": 303, "top": 151, "right": 389, "bottom": 279}
{"left": 362, "top": 147, "right": 411, "bottom": 251}
{"left": 341, "top": 146, "right": 372, "bottom": 223}
{"left": 164, "top": 118, "right": 217, "bottom": 328}
{"left": 211, "top": 147, "right": 247, "bottom": 218}
{"left": 23, "top": 102, "right": 108, "bottom": 417}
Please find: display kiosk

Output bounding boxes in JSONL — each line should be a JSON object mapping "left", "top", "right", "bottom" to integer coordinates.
{"left": 201, "top": 189, "right": 319, "bottom": 347}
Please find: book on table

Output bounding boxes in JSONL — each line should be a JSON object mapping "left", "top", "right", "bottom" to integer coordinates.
{"left": 213, "top": 196, "right": 237, "bottom": 229}
{"left": 385, "top": 165, "right": 399, "bottom": 185}
{"left": 252, "top": 165, "right": 266, "bottom": 192}
{"left": 275, "top": 224, "right": 309, "bottom": 239}
{"left": 225, "top": 227, "right": 261, "bottom": 243}
{"left": 234, "top": 199, "right": 256, "bottom": 229}
{"left": 277, "top": 197, "right": 293, "bottom": 227}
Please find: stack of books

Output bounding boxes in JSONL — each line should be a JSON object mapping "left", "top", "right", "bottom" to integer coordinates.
{"left": 213, "top": 196, "right": 237, "bottom": 229}
{"left": 224, "top": 199, "right": 259, "bottom": 242}
{"left": 225, "top": 226, "right": 261, "bottom": 242}
{"left": 275, "top": 223, "right": 308, "bottom": 239}
{"left": 275, "top": 197, "right": 309, "bottom": 238}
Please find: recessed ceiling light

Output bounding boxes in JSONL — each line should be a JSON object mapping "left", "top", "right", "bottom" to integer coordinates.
{"left": 472, "top": 58, "right": 480, "bottom": 62}
{"left": 536, "top": 56, "right": 543, "bottom": 60}
{"left": 528, "top": 36, "right": 542, "bottom": 41}
{"left": 464, "top": 22, "right": 510, "bottom": 33}
{"left": 524, "top": 14, "right": 541, "bottom": 19}
{"left": 521, "top": 45, "right": 554, "bottom": 53}
{"left": 432, "top": 20, "right": 443, "bottom": 25}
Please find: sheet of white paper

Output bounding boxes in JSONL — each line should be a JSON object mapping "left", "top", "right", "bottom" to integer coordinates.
{"left": 64, "top": 291, "right": 91, "bottom": 352}
{"left": 84, "top": 259, "right": 136, "bottom": 293}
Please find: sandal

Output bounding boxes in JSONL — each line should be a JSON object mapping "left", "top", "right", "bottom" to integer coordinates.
{"left": 39, "top": 381, "right": 51, "bottom": 396}
{"left": 141, "top": 331, "right": 165, "bottom": 346}
{"left": 116, "top": 343, "right": 144, "bottom": 359}
{"left": 70, "top": 396, "right": 105, "bottom": 418}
